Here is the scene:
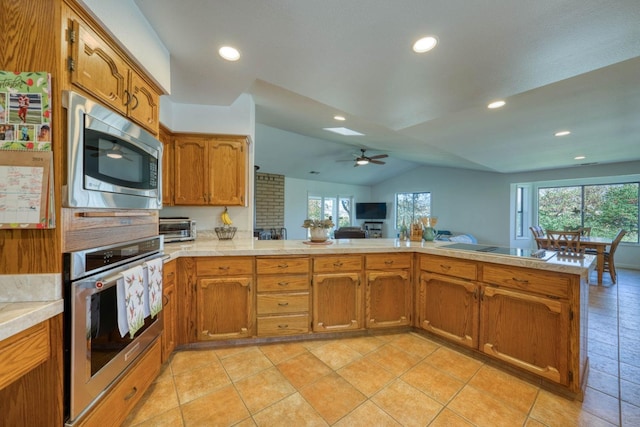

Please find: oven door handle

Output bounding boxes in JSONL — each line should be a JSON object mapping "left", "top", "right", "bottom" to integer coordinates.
{"left": 76, "top": 254, "right": 169, "bottom": 291}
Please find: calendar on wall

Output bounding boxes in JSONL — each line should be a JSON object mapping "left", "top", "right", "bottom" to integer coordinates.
{"left": 0, "top": 71, "right": 55, "bottom": 229}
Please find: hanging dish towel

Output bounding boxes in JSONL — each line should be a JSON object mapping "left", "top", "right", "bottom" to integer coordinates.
{"left": 144, "top": 257, "right": 164, "bottom": 318}
{"left": 117, "top": 265, "right": 146, "bottom": 339}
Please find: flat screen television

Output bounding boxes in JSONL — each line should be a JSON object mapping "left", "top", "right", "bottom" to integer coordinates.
{"left": 355, "top": 202, "right": 387, "bottom": 219}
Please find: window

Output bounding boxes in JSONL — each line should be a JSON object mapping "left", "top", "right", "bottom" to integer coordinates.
{"left": 515, "top": 186, "right": 524, "bottom": 238}
{"left": 537, "top": 182, "right": 639, "bottom": 242}
{"left": 307, "top": 195, "right": 353, "bottom": 228}
{"left": 395, "top": 192, "right": 431, "bottom": 229}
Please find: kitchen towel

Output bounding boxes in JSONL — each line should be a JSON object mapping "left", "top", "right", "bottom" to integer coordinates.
{"left": 117, "top": 265, "right": 146, "bottom": 338}
{"left": 144, "top": 257, "right": 164, "bottom": 318}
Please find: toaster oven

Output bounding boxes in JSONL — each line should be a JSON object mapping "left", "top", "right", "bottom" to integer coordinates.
{"left": 159, "top": 217, "right": 196, "bottom": 242}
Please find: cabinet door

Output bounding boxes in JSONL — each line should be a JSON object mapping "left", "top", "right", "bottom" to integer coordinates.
{"left": 174, "top": 137, "right": 208, "bottom": 205}
{"left": 312, "top": 273, "right": 362, "bottom": 332}
{"left": 68, "top": 17, "right": 127, "bottom": 114}
{"left": 366, "top": 270, "right": 411, "bottom": 328}
{"left": 196, "top": 277, "right": 253, "bottom": 340}
{"left": 208, "top": 138, "right": 247, "bottom": 206}
{"left": 419, "top": 272, "right": 479, "bottom": 348}
{"left": 479, "top": 286, "right": 570, "bottom": 385}
{"left": 127, "top": 72, "right": 159, "bottom": 134}
{"left": 161, "top": 283, "right": 176, "bottom": 362}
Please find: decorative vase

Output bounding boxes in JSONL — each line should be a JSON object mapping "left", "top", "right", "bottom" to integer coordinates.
{"left": 309, "top": 227, "right": 330, "bottom": 242}
{"left": 423, "top": 227, "right": 436, "bottom": 241}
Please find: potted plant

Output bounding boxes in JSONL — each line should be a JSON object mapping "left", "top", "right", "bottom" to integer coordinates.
{"left": 302, "top": 217, "right": 334, "bottom": 242}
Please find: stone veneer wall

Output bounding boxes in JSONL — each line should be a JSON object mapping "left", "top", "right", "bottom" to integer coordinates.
{"left": 255, "top": 172, "right": 285, "bottom": 229}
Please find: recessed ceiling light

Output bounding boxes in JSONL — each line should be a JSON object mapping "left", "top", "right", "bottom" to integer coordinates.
{"left": 555, "top": 131, "right": 571, "bottom": 137}
{"left": 412, "top": 36, "right": 438, "bottom": 53}
{"left": 323, "top": 127, "right": 365, "bottom": 136}
{"left": 487, "top": 100, "right": 506, "bottom": 109}
{"left": 334, "top": 115, "right": 346, "bottom": 121}
{"left": 219, "top": 46, "right": 240, "bottom": 61}
{"left": 574, "top": 155, "right": 586, "bottom": 160}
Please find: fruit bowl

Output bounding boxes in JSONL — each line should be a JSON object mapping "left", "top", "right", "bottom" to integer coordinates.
{"left": 215, "top": 226, "right": 237, "bottom": 240}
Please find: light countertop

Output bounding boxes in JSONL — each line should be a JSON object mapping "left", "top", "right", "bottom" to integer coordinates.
{"left": 0, "top": 300, "right": 63, "bottom": 342}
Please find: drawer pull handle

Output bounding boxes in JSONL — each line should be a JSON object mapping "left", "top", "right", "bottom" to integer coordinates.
{"left": 278, "top": 263, "right": 288, "bottom": 268}
{"left": 124, "top": 386, "right": 138, "bottom": 401}
{"left": 163, "top": 295, "right": 169, "bottom": 305}
{"left": 333, "top": 262, "right": 343, "bottom": 267}
{"left": 278, "top": 302, "right": 289, "bottom": 306}
{"left": 218, "top": 266, "right": 230, "bottom": 271}
{"left": 278, "top": 282, "right": 289, "bottom": 287}
{"left": 512, "top": 277, "right": 529, "bottom": 284}
{"left": 384, "top": 260, "right": 394, "bottom": 265}
{"left": 440, "top": 264, "right": 451, "bottom": 271}
{"left": 278, "top": 324, "right": 288, "bottom": 329}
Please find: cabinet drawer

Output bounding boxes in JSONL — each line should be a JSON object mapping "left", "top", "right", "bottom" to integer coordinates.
{"left": 420, "top": 255, "right": 477, "bottom": 280}
{"left": 257, "top": 292, "right": 309, "bottom": 314}
{"left": 257, "top": 257, "right": 309, "bottom": 274}
{"left": 78, "top": 339, "right": 161, "bottom": 427}
{"left": 482, "top": 264, "right": 570, "bottom": 299}
{"left": 196, "top": 257, "right": 253, "bottom": 276}
{"left": 0, "top": 321, "right": 50, "bottom": 390}
{"left": 257, "top": 314, "right": 309, "bottom": 336}
{"left": 314, "top": 255, "right": 362, "bottom": 273}
{"left": 366, "top": 253, "right": 412, "bottom": 270}
{"left": 257, "top": 274, "right": 309, "bottom": 292}
{"left": 163, "top": 259, "right": 176, "bottom": 285}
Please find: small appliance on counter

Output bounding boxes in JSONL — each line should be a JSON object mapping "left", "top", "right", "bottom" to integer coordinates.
{"left": 159, "top": 217, "right": 196, "bottom": 242}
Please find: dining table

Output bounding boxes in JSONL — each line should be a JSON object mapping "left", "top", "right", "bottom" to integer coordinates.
{"left": 579, "top": 236, "right": 613, "bottom": 284}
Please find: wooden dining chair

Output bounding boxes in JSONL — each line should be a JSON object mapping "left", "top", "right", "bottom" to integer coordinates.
{"left": 546, "top": 230, "right": 583, "bottom": 256}
{"left": 529, "top": 226, "right": 548, "bottom": 249}
{"left": 601, "top": 229, "right": 626, "bottom": 284}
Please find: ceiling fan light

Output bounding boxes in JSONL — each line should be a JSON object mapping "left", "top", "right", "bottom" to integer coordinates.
{"left": 107, "top": 152, "right": 123, "bottom": 159}
{"left": 356, "top": 158, "right": 369, "bottom": 165}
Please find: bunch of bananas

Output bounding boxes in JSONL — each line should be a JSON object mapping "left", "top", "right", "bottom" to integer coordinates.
{"left": 220, "top": 207, "right": 233, "bottom": 226}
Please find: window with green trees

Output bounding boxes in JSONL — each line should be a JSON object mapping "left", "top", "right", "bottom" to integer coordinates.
{"left": 537, "top": 182, "right": 639, "bottom": 243}
{"left": 396, "top": 192, "right": 431, "bottom": 229}
{"left": 307, "top": 195, "right": 353, "bottom": 228}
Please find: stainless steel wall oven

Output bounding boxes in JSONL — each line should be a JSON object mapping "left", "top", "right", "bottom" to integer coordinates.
{"left": 63, "top": 236, "right": 164, "bottom": 425}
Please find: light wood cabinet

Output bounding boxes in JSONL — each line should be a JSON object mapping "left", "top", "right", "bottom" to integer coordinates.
{"left": 77, "top": 339, "right": 161, "bottom": 427}
{"left": 173, "top": 134, "right": 248, "bottom": 206}
{"left": 195, "top": 257, "right": 254, "bottom": 340}
{"left": 161, "top": 260, "right": 177, "bottom": 362}
{"left": 312, "top": 255, "right": 363, "bottom": 332}
{"left": 159, "top": 125, "right": 173, "bottom": 206}
{"left": 365, "top": 253, "right": 412, "bottom": 329}
{"left": 478, "top": 265, "right": 572, "bottom": 386}
{"left": 256, "top": 257, "right": 310, "bottom": 336}
{"left": 64, "top": 5, "right": 160, "bottom": 134}
{"left": 418, "top": 271, "right": 480, "bottom": 348}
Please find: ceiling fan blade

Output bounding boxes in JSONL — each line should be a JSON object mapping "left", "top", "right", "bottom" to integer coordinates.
{"left": 370, "top": 159, "right": 386, "bottom": 165}
{"left": 369, "top": 154, "right": 388, "bottom": 159}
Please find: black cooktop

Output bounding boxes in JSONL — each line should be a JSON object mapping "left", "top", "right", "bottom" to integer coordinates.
{"left": 439, "top": 243, "right": 556, "bottom": 260}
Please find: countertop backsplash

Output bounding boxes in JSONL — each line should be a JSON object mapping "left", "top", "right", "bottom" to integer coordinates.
{"left": 0, "top": 273, "right": 62, "bottom": 302}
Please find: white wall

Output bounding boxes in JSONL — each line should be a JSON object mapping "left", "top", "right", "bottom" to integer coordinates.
{"left": 78, "top": 0, "right": 171, "bottom": 93}
{"left": 372, "top": 166, "right": 509, "bottom": 244}
{"left": 160, "top": 95, "right": 256, "bottom": 236}
{"left": 284, "top": 177, "right": 372, "bottom": 240}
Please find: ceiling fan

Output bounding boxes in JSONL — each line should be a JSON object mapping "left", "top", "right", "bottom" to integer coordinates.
{"left": 338, "top": 148, "right": 388, "bottom": 167}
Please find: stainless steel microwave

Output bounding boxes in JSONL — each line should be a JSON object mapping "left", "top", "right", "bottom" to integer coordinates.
{"left": 62, "top": 91, "right": 162, "bottom": 209}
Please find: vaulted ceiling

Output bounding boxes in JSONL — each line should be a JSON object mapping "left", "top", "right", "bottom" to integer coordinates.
{"left": 134, "top": 0, "right": 640, "bottom": 185}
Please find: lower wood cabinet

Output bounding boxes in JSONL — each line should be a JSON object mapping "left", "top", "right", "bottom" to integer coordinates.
{"left": 195, "top": 257, "right": 254, "bottom": 340}
{"left": 312, "top": 255, "right": 363, "bottom": 332}
{"left": 365, "top": 253, "right": 412, "bottom": 329}
{"left": 418, "top": 271, "right": 479, "bottom": 348}
{"left": 479, "top": 285, "right": 570, "bottom": 385}
{"left": 161, "top": 259, "right": 177, "bottom": 362}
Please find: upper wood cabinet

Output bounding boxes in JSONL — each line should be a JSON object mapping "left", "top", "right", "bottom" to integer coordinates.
{"left": 173, "top": 134, "right": 248, "bottom": 206}
{"left": 64, "top": 5, "right": 160, "bottom": 135}
{"left": 159, "top": 125, "right": 173, "bottom": 206}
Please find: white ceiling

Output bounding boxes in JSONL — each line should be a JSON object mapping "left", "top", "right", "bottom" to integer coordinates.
{"left": 134, "top": 0, "right": 640, "bottom": 185}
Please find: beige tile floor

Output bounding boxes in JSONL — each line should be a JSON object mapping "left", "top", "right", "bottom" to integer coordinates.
{"left": 124, "top": 268, "right": 640, "bottom": 426}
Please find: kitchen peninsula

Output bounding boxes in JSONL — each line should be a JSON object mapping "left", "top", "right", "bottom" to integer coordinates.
{"left": 164, "top": 237, "right": 594, "bottom": 400}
